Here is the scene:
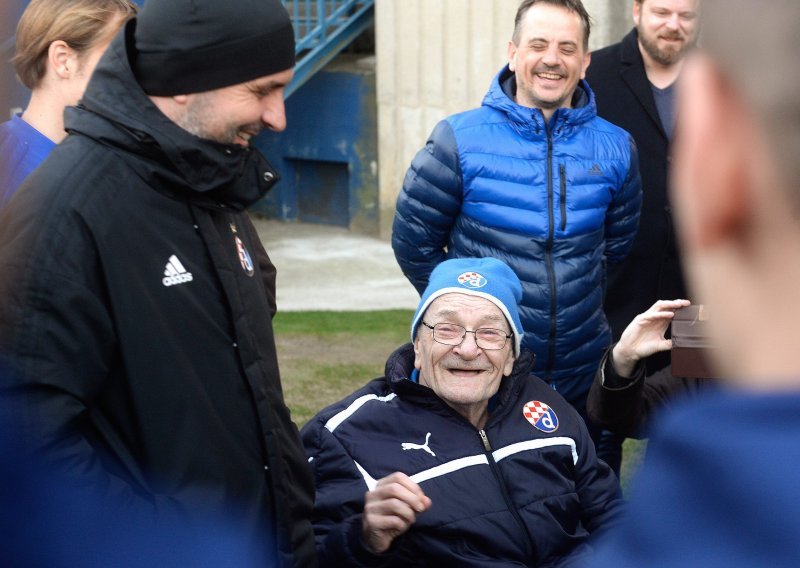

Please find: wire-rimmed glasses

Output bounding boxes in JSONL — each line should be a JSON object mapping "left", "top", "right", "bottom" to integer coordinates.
{"left": 420, "top": 321, "right": 511, "bottom": 350}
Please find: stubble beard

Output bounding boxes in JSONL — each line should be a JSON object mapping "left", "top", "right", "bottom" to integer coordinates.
{"left": 177, "top": 93, "right": 239, "bottom": 145}
{"left": 516, "top": 74, "right": 575, "bottom": 111}
{"left": 638, "top": 27, "right": 696, "bottom": 67}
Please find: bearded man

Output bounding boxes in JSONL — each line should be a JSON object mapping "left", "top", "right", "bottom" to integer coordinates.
{"left": 584, "top": 0, "right": 700, "bottom": 472}
{"left": 587, "top": 0, "right": 700, "bottom": 357}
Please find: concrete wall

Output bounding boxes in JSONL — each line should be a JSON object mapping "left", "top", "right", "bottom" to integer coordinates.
{"left": 253, "top": 56, "right": 380, "bottom": 235}
{"left": 375, "top": 0, "right": 634, "bottom": 237}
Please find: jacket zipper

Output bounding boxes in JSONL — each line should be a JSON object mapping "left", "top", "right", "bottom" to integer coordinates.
{"left": 478, "top": 429, "right": 536, "bottom": 559}
{"left": 544, "top": 124, "right": 557, "bottom": 380}
{"left": 559, "top": 164, "right": 567, "bottom": 232}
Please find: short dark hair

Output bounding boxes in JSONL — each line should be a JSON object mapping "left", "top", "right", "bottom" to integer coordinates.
{"left": 512, "top": 0, "right": 592, "bottom": 50}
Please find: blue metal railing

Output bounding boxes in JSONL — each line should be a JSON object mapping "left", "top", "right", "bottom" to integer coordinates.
{"left": 282, "top": 0, "right": 374, "bottom": 97}
{"left": 1, "top": 0, "right": 373, "bottom": 104}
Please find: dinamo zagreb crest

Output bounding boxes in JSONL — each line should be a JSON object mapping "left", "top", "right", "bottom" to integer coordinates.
{"left": 522, "top": 400, "right": 559, "bottom": 433}
{"left": 235, "top": 236, "right": 255, "bottom": 277}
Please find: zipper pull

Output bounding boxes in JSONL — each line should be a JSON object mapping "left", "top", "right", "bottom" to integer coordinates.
{"left": 478, "top": 429, "right": 492, "bottom": 452}
{"left": 229, "top": 222, "right": 238, "bottom": 234}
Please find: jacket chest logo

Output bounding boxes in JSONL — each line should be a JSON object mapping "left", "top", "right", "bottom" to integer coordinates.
{"left": 523, "top": 400, "right": 559, "bottom": 433}
{"left": 162, "top": 255, "right": 194, "bottom": 287}
{"left": 235, "top": 236, "right": 255, "bottom": 277}
{"left": 401, "top": 432, "right": 436, "bottom": 457}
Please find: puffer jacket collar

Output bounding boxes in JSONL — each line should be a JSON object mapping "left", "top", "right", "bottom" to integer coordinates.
{"left": 64, "top": 19, "right": 279, "bottom": 211}
{"left": 482, "top": 64, "right": 597, "bottom": 136}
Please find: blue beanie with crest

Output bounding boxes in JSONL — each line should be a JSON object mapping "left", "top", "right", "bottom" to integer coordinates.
{"left": 410, "top": 257, "right": 524, "bottom": 356}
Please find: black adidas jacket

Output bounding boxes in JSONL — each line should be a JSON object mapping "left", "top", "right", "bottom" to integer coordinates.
{"left": 302, "top": 345, "right": 623, "bottom": 567}
{"left": 0, "top": 21, "right": 315, "bottom": 567}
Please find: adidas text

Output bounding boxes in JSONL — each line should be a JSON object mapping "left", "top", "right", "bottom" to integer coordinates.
{"left": 162, "top": 273, "right": 193, "bottom": 286}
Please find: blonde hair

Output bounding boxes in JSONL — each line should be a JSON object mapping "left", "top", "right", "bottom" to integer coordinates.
{"left": 11, "top": 0, "right": 137, "bottom": 90}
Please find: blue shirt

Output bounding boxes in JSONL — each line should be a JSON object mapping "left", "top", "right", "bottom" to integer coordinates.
{"left": 587, "top": 388, "right": 800, "bottom": 567}
{"left": 0, "top": 113, "right": 56, "bottom": 209}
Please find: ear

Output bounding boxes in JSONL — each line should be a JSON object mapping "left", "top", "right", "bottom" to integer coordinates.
{"left": 581, "top": 51, "right": 591, "bottom": 79}
{"left": 632, "top": 1, "right": 642, "bottom": 26}
{"left": 48, "top": 40, "right": 78, "bottom": 79}
{"left": 507, "top": 40, "right": 518, "bottom": 72}
{"left": 673, "top": 54, "right": 750, "bottom": 249}
{"left": 173, "top": 94, "right": 190, "bottom": 105}
{"left": 413, "top": 337, "right": 422, "bottom": 370}
{"left": 503, "top": 351, "right": 515, "bottom": 377}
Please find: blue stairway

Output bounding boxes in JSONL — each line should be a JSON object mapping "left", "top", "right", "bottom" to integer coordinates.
{"left": 283, "top": 0, "right": 375, "bottom": 98}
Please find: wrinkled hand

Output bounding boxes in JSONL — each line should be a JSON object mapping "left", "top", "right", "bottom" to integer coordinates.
{"left": 362, "top": 472, "right": 432, "bottom": 554}
{"left": 612, "top": 299, "right": 691, "bottom": 377}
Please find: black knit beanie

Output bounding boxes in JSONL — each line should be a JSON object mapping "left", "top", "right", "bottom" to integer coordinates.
{"left": 132, "top": 0, "right": 295, "bottom": 96}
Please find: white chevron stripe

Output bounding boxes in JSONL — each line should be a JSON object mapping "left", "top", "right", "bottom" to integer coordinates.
{"left": 410, "top": 454, "right": 489, "bottom": 484}
{"left": 350, "top": 438, "right": 579, "bottom": 489}
{"left": 324, "top": 392, "right": 397, "bottom": 433}
{"left": 492, "top": 437, "right": 578, "bottom": 465}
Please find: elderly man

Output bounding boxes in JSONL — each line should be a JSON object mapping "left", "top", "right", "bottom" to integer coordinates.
{"left": 303, "top": 257, "right": 622, "bottom": 567}
{"left": 391, "top": 0, "right": 642, "bottom": 458}
{"left": 0, "top": 0, "right": 314, "bottom": 565}
{"left": 587, "top": 1, "right": 800, "bottom": 566}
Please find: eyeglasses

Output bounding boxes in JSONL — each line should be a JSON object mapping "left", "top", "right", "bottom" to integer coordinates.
{"left": 420, "top": 321, "right": 512, "bottom": 350}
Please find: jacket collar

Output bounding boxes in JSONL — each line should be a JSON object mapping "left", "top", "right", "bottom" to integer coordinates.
{"left": 65, "top": 19, "right": 279, "bottom": 210}
{"left": 619, "top": 27, "right": 668, "bottom": 139}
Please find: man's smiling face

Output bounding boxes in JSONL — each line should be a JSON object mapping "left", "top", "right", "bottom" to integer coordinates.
{"left": 634, "top": 0, "right": 700, "bottom": 67}
{"left": 507, "top": 2, "right": 590, "bottom": 114}
{"left": 177, "top": 68, "right": 294, "bottom": 147}
{"left": 414, "top": 293, "right": 515, "bottom": 420}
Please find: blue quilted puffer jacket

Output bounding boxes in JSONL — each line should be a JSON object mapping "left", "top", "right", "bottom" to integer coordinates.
{"left": 392, "top": 65, "right": 642, "bottom": 403}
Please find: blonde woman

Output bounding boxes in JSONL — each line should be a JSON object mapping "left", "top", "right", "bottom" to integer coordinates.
{"left": 1, "top": 0, "right": 136, "bottom": 207}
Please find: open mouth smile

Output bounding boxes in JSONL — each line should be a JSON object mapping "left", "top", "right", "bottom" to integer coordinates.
{"left": 236, "top": 131, "right": 255, "bottom": 146}
{"left": 536, "top": 72, "right": 563, "bottom": 81}
{"left": 447, "top": 367, "right": 488, "bottom": 378}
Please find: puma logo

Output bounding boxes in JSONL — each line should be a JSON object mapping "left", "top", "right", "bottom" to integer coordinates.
{"left": 402, "top": 432, "right": 436, "bottom": 457}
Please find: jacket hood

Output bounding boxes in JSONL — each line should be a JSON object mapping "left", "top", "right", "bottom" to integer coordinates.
{"left": 64, "top": 19, "right": 280, "bottom": 210}
{"left": 482, "top": 64, "right": 597, "bottom": 132}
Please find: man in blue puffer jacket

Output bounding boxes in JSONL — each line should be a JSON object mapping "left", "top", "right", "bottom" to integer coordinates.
{"left": 302, "top": 257, "right": 623, "bottom": 567}
{"left": 392, "top": 0, "right": 642, "bottom": 427}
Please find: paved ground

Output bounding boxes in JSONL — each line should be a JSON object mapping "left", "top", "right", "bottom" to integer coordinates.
{"left": 252, "top": 216, "right": 420, "bottom": 311}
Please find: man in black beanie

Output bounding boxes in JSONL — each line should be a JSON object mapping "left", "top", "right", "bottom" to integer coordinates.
{"left": 0, "top": 0, "right": 315, "bottom": 566}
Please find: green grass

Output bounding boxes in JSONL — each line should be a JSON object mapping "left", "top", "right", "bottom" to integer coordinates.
{"left": 621, "top": 438, "right": 647, "bottom": 493}
{"left": 273, "top": 310, "right": 413, "bottom": 426}
{"left": 274, "top": 310, "right": 647, "bottom": 489}
{"left": 273, "top": 309, "right": 415, "bottom": 338}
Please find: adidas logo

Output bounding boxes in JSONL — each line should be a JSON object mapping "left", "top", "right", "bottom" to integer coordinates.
{"left": 588, "top": 164, "right": 603, "bottom": 176}
{"left": 162, "top": 255, "right": 193, "bottom": 287}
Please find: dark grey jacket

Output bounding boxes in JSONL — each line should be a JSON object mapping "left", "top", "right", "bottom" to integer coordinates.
{"left": 587, "top": 28, "right": 689, "bottom": 361}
